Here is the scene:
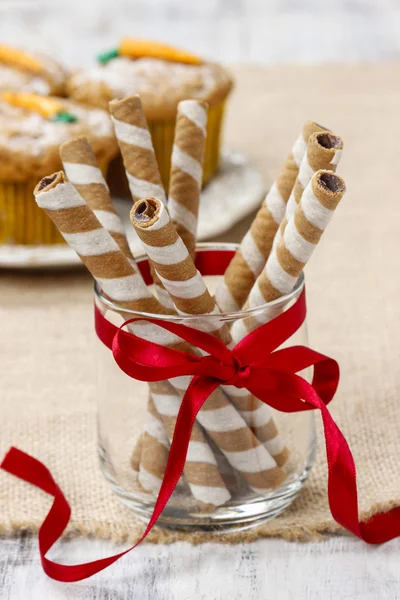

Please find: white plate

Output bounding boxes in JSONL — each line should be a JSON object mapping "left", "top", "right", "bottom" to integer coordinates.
{"left": 0, "top": 151, "right": 265, "bottom": 269}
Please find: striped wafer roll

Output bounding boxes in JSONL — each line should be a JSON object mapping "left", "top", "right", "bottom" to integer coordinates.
{"left": 131, "top": 197, "right": 287, "bottom": 492}
{"left": 34, "top": 172, "right": 166, "bottom": 315}
{"left": 109, "top": 94, "right": 172, "bottom": 309}
{"left": 275, "top": 131, "right": 343, "bottom": 248}
{"left": 60, "top": 136, "right": 133, "bottom": 261}
{"left": 168, "top": 100, "right": 208, "bottom": 260}
{"left": 215, "top": 121, "right": 330, "bottom": 313}
{"left": 150, "top": 381, "right": 231, "bottom": 506}
{"left": 109, "top": 94, "right": 166, "bottom": 204}
{"left": 137, "top": 393, "right": 170, "bottom": 495}
{"left": 232, "top": 171, "right": 346, "bottom": 343}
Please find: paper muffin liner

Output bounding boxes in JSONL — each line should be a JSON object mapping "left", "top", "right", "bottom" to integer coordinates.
{"left": 0, "top": 159, "right": 110, "bottom": 246}
{"left": 107, "top": 100, "right": 226, "bottom": 197}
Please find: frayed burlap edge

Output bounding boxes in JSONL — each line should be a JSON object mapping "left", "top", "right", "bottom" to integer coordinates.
{"left": 1, "top": 500, "right": 399, "bottom": 545}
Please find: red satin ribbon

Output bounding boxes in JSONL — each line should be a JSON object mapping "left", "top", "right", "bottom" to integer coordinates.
{"left": 2, "top": 281, "right": 400, "bottom": 582}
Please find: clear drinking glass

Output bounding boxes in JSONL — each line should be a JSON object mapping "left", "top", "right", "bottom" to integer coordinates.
{"left": 95, "top": 243, "right": 316, "bottom": 531}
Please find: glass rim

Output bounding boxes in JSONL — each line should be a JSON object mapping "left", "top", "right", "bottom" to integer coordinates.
{"left": 94, "top": 242, "right": 305, "bottom": 322}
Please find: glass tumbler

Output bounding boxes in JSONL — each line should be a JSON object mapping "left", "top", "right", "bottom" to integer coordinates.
{"left": 95, "top": 243, "right": 316, "bottom": 531}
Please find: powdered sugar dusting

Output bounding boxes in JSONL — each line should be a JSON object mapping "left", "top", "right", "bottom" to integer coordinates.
{"left": 0, "top": 64, "right": 50, "bottom": 95}
{"left": 70, "top": 57, "right": 230, "bottom": 107}
{"left": 0, "top": 49, "right": 67, "bottom": 95}
{"left": 0, "top": 99, "right": 114, "bottom": 156}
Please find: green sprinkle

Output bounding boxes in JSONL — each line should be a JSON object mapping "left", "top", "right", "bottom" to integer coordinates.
{"left": 53, "top": 111, "right": 78, "bottom": 123}
{"left": 97, "top": 48, "right": 119, "bottom": 64}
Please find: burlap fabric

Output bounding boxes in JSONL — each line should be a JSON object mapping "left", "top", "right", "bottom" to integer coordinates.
{"left": 1, "top": 64, "right": 399, "bottom": 544}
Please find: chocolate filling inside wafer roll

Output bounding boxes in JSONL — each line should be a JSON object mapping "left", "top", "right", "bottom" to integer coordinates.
{"left": 316, "top": 132, "right": 342, "bottom": 150}
{"left": 318, "top": 172, "right": 346, "bottom": 193}
{"left": 37, "top": 172, "right": 63, "bottom": 192}
{"left": 135, "top": 198, "right": 157, "bottom": 221}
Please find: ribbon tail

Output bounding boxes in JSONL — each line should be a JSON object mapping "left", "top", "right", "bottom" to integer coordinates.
{"left": 0, "top": 378, "right": 218, "bottom": 582}
{"left": 320, "top": 403, "right": 400, "bottom": 544}
{"left": 1, "top": 447, "right": 129, "bottom": 581}
{"left": 288, "top": 374, "right": 400, "bottom": 544}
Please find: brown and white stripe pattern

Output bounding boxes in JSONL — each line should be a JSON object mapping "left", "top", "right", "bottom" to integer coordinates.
{"left": 137, "top": 393, "right": 171, "bottom": 495}
{"left": 34, "top": 172, "right": 166, "bottom": 315}
{"left": 274, "top": 131, "right": 343, "bottom": 248}
{"left": 131, "top": 197, "right": 287, "bottom": 492}
{"left": 132, "top": 338, "right": 228, "bottom": 503}
{"left": 60, "top": 136, "right": 134, "bottom": 262}
{"left": 221, "top": 387, "right": 289, "bottom": 467}
{"left": 109, "top": 94, "right": 166, "bottom": 205}
{"left": 109, "top": 94, "right": 173, "bottom": 309}
{"left": 130, "top": 434, "right": 143, "bottom": 472}
{"left": 232, "top": 170, "right": 347, "bottom": 343}
{"left": 215, "top": 121, "right": 330, "bottom": 313}
{"left": 150, "top": 380, "right": 231, "bottom": 506}
{"left": 168, "top": 100, "right": 208, "bottom": 260}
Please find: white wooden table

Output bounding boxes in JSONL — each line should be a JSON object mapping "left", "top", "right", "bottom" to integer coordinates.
{"left": 2, "top": 0, "right": 400, "bottom": 597}
{"left": 1, "top": 535, "right": 399, "bottom": 599}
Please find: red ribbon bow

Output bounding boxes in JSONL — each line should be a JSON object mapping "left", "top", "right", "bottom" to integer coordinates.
{"left": 2, "top": 273, "right": 400, "bottom": 582}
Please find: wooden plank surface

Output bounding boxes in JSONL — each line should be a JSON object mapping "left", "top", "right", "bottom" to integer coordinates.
{"left": 1, "top": 535, "right": 399, "bottom": 599}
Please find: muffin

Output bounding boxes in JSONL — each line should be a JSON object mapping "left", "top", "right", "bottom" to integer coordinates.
{"left": 67, "top": 38, "right": 233, "bottom": 192}
{"left": 0, "top": 92, "right": 118, "bottom": 245}
{"left": 0, "top": 43, "right": 67, "bottom": 96}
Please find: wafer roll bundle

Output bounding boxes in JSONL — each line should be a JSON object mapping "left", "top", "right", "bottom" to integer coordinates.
{"left": 232, "top": 170, "right": 346, "bottom": 343}
{"left": 60, "top": 136, "right": 134, "bottom": 261}
{"left": 131, "top": 197, "right": 287, "bottom": 492}
{"left": 215, "top": 121, "right": 330, "bottom": 313}
{"left": 34, "top": 113, "right": 347, "bottom": 517}
{"left": 131, "top": 192, "right": 289, "bottom": 466}
{"left": 276, "top": 131, "right": 343, "bottom": 246}
{"left": 168, "top": 100, "right": 208, "bottom": 260}
{"left": 34, "top": 173, "right": 231, "bottom": 506}
{"left": 132, "top": 195, "right": 288, "bottom": 467}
